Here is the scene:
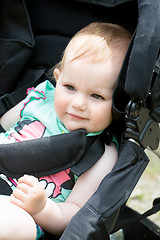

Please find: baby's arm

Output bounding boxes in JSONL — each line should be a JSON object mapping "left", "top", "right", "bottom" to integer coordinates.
{"left": 0, "top": 100, "right": 24, "bottom": 131}
{"left": 10, "top": 143, "right": 118, "bottom": 235}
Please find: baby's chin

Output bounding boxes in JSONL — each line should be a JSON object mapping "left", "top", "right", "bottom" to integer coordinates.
{"left": 67, "top": 126, "right": 86, "bottom": 132}
{"left": 65, "top": 124, "right": 86, "bottom": 133}
{"left": 67, "top": 126, "right": 102, "bottom": 134}
{"left": 65, "top": 122, "right": 104, "bottom": 133}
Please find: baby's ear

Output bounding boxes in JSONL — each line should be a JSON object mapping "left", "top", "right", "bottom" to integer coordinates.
{"left": 53, "top": 68, "right": 61, "bottom": 82}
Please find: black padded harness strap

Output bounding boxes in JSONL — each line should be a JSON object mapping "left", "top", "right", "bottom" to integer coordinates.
{"left": 0, "top": 130, "right": 105, "bottom": 178}
{"left": 71, "top": 135, "right": 105, "bottom": 176}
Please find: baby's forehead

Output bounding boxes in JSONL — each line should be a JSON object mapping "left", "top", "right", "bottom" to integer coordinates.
{"left": 67, "top": 35, "right": 106, "bottom": 52}
{"left": 65, "top": 35, "right": 112, "bottom": 63}
{"left": 71, "top": 34, "right": 104, "bottom": 45}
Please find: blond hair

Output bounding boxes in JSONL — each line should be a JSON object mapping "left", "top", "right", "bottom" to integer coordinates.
{"left": 55, "top": 22, "right": 131, "bottom": 71}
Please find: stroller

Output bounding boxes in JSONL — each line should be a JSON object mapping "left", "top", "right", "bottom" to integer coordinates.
{"left": 0, "top": 0, "right": 159, "bottom": 239}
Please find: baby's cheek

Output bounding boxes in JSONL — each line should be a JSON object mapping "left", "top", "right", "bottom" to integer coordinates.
{"left": 96, "top": 108, "right": 112, "bottom": 129}
{"left": 54, "top": 98, "right": 63, "bottom": 118}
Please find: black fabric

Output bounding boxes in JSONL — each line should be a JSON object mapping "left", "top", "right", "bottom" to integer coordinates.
{"left": 25, "top": 0, "right": 137, "bottom": 37}
{"left": 125, "top": 0, "right": 160, "bottom": 100}
{"left": 0, "top": 92, "right": 20, "bottom": 117}
{"left": 0, "top": 0, "right": 35, "bottom": 95}
{"left": 0, "top": 130, "right": 105, "bottom": 179}
{"left": 60, "top": 141, "right": 149, "bottom": 239}
{"left": 0, "top": 124, "right": 5, "bottom": 133}
{"left": 114, "top": 199, "right": 160, "bottom": 232}
{"left": 115, "top": 206, "right": 160, "bottom": 240}
{"left": 0, "top": 178, "right": 12, "bottom": 195}
{"left": 71, "top": 134, "right": 105, "bottom": 176}
{"left": 113, "top": 0, "right": 160, "bottom": 119}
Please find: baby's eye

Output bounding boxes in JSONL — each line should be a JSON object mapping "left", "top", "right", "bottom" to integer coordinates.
{"left": 65, "top": 85, "right": 76, "bottom": 91}
{"left": 91, "top": 93, "right": 104, "bottom": 100}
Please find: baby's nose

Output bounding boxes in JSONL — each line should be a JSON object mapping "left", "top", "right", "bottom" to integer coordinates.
{"left": 72, "top": 94, "right": 87, "bottom": 111}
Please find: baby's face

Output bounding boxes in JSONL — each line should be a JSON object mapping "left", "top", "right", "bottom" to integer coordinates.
{"left": 54, "top": 55, "right": 122, "bottom": 133}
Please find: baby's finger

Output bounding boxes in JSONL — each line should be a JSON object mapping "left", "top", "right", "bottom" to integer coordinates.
{"left": 10, "top": 193, "right": 24, "bottom": 209}
{"left": 16, "top": 182, "right": 31, "bottom": 194}
{"left": 18, "top": 175, "right": 38, "bottom": 186}
{"left": 12, "top": 187, "right": 28, "bottom": 203}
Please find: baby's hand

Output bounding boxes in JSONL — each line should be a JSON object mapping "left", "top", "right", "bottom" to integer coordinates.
{"left": 10, "top": 175, "right": 47, "bottom": 216}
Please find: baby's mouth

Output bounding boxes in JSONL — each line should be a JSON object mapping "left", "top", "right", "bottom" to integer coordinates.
{"left": 68, "top": 113, "right": 86, "bottom": 120}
